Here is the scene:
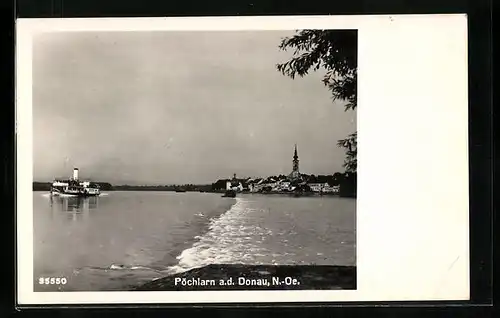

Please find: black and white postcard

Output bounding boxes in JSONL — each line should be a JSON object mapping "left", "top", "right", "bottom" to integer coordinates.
{"left": 16, "top": 15, "right": 469, "bottom": 305}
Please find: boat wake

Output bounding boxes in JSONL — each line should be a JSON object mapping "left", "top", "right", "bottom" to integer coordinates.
{"left": 76, "top": 263, "right": 168, "bottom": 273}
{"left": 161, "top": 197, "right": 272, "bottom": 276}
{"left": 66, "top": 199, "right": 245, "bottom": 288}
{"left": 107, "top": 264, "right": 164, "bottom": 271}
{"left": 63, "top": 263, "right": 168, "bottom": 290}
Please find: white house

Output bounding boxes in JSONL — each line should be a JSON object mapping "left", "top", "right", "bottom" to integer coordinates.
{"left": 280, "top": 181, "right": 291, "bottom": 187}
{"left": 249, "top": 184, "right": 261, "bottom": 193}
{"left": 322, "top": 185, "right": 340, "bottom": 193}
{"left": 226, "top": 180, "right": 243, "bottom": 192}
{"left": 307, "top": 182, "right": 329, "bottom": 192}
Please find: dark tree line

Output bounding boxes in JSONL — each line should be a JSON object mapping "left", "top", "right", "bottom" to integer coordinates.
{"left": 114, "top": 184, "right": 212, "bottom": 192}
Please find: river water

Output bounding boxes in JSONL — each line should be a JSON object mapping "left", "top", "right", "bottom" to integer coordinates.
{"left": 33, "top": 191, "right": 356, "bottom": 291}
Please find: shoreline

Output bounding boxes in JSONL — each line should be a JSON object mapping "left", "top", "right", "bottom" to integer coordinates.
{"left": 34, "top": 189, "right": 350, "bottom": 196}
{"left": 134, "top": 264, "right": 356, "bottom": 291}
{"left": 33, "top": 184, "right": 355, "bottom": 198}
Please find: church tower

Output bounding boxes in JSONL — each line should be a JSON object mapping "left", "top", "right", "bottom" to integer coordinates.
{"left": 293, "top": 144, "right": 299, "bottom": 172}
{"left": 289, "top": 144, "right": 301, "bottom": 180}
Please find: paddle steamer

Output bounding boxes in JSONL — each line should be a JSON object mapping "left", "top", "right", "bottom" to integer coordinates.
{"left": 50, "top": 168, "right": 101, "bottom": 197}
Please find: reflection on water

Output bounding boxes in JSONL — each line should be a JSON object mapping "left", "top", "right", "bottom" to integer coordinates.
{"left": 49, "top": 196, "right": 99, "bottom": 222}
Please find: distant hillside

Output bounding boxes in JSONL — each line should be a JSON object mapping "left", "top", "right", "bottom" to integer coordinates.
{"left": 33, "top": 182, "right": 51, "bottom": 191}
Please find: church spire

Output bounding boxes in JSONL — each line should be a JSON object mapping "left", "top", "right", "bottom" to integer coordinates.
{"left": 292, "top": 144, "right": 299, "bottom": 174}
{"left": 289, "top": 144, "right": 301, "bottom": 181}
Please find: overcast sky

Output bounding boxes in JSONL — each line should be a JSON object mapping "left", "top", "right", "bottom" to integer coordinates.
{"left": 32, "top": 31, "right": 356, "bottom": 185}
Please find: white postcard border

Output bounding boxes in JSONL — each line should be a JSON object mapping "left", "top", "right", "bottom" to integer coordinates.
{"left": 16, "top": 14, "right": 469, "bottom": 304}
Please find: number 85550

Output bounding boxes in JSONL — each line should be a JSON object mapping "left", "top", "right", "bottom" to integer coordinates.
{"left": 38, "top": 277, "right": 67, "bottom": 285}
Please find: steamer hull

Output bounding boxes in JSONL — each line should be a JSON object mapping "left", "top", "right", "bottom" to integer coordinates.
{"left": 50, "top": 168, "right": 101, "bottom": 197}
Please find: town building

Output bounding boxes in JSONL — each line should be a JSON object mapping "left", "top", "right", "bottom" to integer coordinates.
{"left": 308, "top": 182, "right": 340, "bottom": 194}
